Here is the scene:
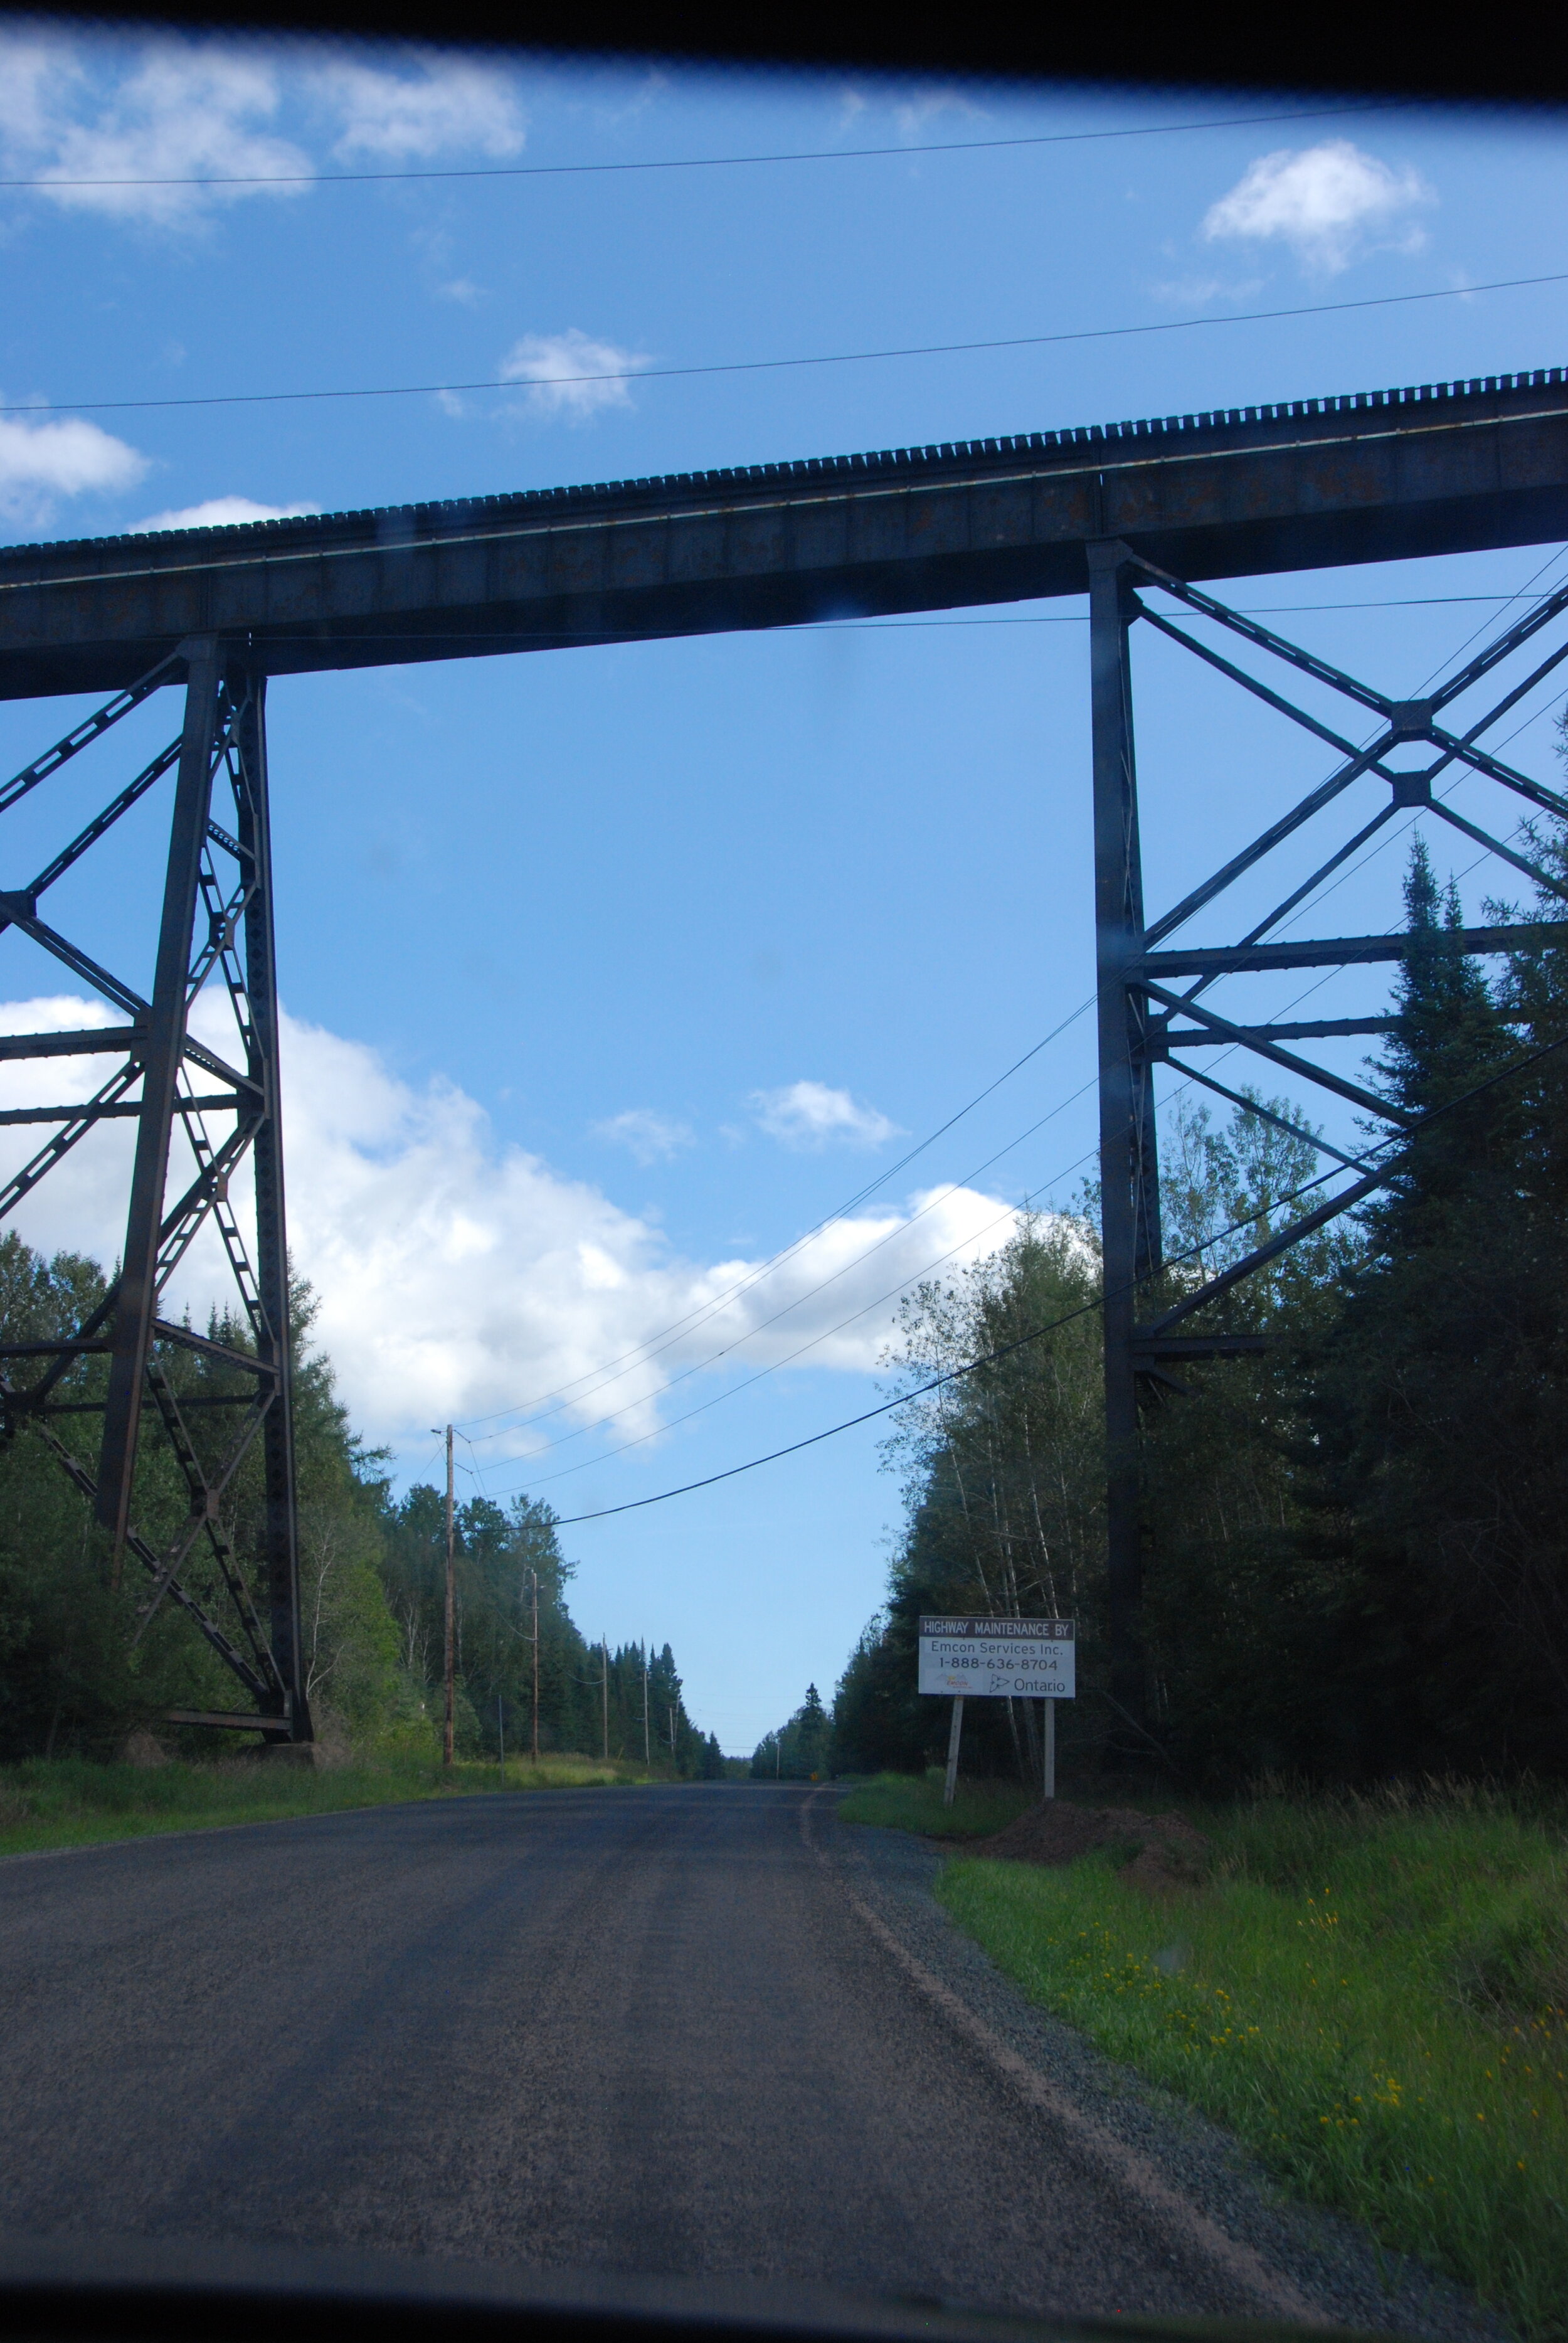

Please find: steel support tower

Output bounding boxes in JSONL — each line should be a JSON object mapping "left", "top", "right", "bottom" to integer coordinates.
{"left": 1, "top": 366, "right": 1565, "bottom": 1741}
{"left": 1087, "top": 545, "right": 1568, "bottom": 1738}
{"left": 0, "top": 645, "right": 306, "bottom": 1739}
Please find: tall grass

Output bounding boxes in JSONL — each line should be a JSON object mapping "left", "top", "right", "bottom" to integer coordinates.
{"left": 0, "top": 1750, "right": 661, "bottom": 1858}
{"left": 835, "top": 1769, "right": 1036, "bottom": 1839}
{"left": 938, "top": 1781, "right": 1568, "bottom": 2339}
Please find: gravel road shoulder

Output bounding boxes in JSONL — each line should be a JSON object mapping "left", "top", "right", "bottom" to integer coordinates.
{"left": 820, "top": 1800, "right": 1512, "bottom": 2343}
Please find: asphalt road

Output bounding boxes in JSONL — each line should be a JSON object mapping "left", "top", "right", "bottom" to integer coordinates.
{"left": 0, "top": 1785, "right": 1464, "bottom": 2327}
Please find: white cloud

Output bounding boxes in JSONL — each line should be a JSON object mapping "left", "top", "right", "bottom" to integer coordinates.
{"left": 0, "top": 31, "right": 527, "bottom": 226}
{"left": 18, "top": 41, "right": 312, "bottom": 225}
{"left": 751, "top": 1081, "right": 903, "bottom": 1151}
{"left": 0, "top": 410, "right": 147, "bottom": 526}
{"left": 0, "top": 997, "right": 1015, "bottom": 1461}
{"left": 311, "top": 52, "right": 525, "bottom": 160}
{"left": 0, "top": 31, "right": 76, "bottom": 156}
{"left": 892, "top": 87, "right": 982, "bottom": 142}
{"left": 500, "top": 329, "right": 649, "bottom": 423}
{"left": 593, "top": 1109, "right": 695, "bottom": 1166}
{"left": 131, "top": 496, "right": 317, "bottom": 533}
{"left": 1202, "top": 140, "right": 1434, "bottom": 276}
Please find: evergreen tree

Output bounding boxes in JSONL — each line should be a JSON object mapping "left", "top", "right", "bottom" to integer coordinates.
{"left": 0, "top": 1231, "right": 717, "bottom": 1766}
{"left": 1304, "top": 837, "right": 1567, "bottom": 1773}
{"left": 1136, "top": 1088, "right": 1357, "bottom": 1780}
{"left": 0, "top": 1243, "right": 410, "bottom": 1756}
{"left": 750, "top": 1682, "right": 832, "bottom": 1778}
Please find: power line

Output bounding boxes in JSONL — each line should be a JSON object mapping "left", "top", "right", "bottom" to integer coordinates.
{"left": 548, "top": 1024, "right": 1568, "bottom": 1527}
{"left": 458, "top": 997, "right": 1096, "bottom": 1434}
{"left": 483, "top": 935, "right": 1412, "bottom": 1499}
{"left": 10, "top": 270, "right": 1565, "bottom": 420}
{"left": 506, "top": 1171, "right": 1091, "bottom": 1497}
{"left": 523, "top": 568, "right": 1568, "bottom": 1480}
{"left": 465, "top": 565, "right": 1566, "bottom": 1463}
{"left": 488, "top": 922, "right": 1415, "bottom": 1500}
{"left": 239, "top": 593, "right": 1568, "bottom": 648}
{"left": 465, "top": 1049, "right": 1097, "bottom": 1448}
{"left": 839, "top": 594, "right": 1568, "bottom": 625}
{"left": 485, "top": 1095, "right": 1103, "bottom": 1487}
{"left": 467, "top": 922, "right": 1478, "bottom": 1502}
{"left": 0, "top": 99, "right": 1399, "bottom": 194}
{"left": 453, "top": 549, "right": 1565, "bottom": 1489}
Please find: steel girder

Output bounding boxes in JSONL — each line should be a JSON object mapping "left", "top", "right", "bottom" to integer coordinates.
{"left": 2, "top": 368, "right": 1568, "bottom": 698}
{"left": 1088, "top": 542, "right": 1568, "bottom": 1741}
{"left": 0, "top": 639, "right": 308, "bottom": 1741}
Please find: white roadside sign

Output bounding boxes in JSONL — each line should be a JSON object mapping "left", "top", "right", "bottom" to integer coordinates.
{"left": 918, "top": 1615, "right": 1075, "bottom": 1699}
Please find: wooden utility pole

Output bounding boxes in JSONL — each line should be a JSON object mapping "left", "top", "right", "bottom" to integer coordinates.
{"left": 531, "top": 1570, "right": 539, "bottom": 1761}
{"left": 601, "top": 1639, "right": 609, "bottom": 1761}
{"left": 642, "top": 1644, "right": 650, "bottom": 1767}
{"left": 443, "top": 1423, "right": 455, "bottom": 1767}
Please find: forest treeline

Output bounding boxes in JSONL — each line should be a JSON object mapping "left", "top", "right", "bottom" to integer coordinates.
{"left": 0, "top": 1263, "right": 723, "bottom": 1772}
{"left": 750, "top": 1682, "right": 830, "bottom": 1779}
{"left": 9, "top": 804, "right": 1568, "bottom": 1786}
{"left": 831, "top": 817, "right": 1568, "bottom": 1788}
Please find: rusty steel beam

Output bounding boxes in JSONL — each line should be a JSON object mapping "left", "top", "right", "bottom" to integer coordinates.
{"left": 2, "top": 368, "right": 1567, "bottom": 698}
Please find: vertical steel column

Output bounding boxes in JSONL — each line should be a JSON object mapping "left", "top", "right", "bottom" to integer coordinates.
{"left": 233, "top": 672, "right": 310, "bottom": 1741}
{"left": 97, "top": 637, "right": 221, "bottom": 1567}
{"left": 1088, "top": 543, "right": 1155, "bottom": 1744}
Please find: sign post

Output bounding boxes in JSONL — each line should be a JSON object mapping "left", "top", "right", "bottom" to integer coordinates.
{"left": 918, "top": 1617, "right": 1075, "bottom": 1802}
{"left": 943, "top": 1696, "right": 965, "bottom": 1809}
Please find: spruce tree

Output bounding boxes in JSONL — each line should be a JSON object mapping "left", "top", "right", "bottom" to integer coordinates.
{"left": 1305, "top": 837, "right": 1567, "bottom": 1773}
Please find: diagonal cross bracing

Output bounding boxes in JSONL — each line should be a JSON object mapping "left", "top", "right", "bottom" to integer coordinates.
{"left": 1089, "top": 529, "right": 1568, "bottom": 1738}
{"left": 0, "top": 654, "right": 308, "bottom": 1739}
{"left": 1, "top": 360, "right": 1567, "bottom": 1750}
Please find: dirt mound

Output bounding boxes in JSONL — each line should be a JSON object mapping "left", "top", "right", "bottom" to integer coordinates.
{"left": 976, "top": 1801, "right": 1210, "bottom": 1891}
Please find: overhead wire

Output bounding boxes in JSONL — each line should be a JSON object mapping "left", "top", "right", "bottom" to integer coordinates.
{"left": 474, "top": 1072, "right": 1104, "bottom": 1477}
{"left": 492, "top": 1141, "right": 1097, "bottom": 1499}
{"left": 464, "top": 1065, "right": 1099, "bottom": 1450}
{"left": 544, "top": 1023, "right": 1568, "bottom": 1526}
{"left": 257, "top": 541, "right": 1568, "bottom": 1504}
{"left": 9, "top": 270, "right": 1566, "bottom": 419}
{"left": 236, "top": 593, "right": 1568, "bottom": 651}
{"left": 458, "top": 996, "right": 1097, "bottom": 1433}
{"left": 485, "top": 912, "right": 1463, "bottom": 1501}
{"left": 453, "top": 554, "right": 1568, "bottom": 1492}
{"left": 489, "top": 901, "right": 1460, "bottom": 1504}
{"left": 456, "top": 575, "right": 1565, "bottom": 1442}
{"left": 478, "top": 858, "right": 1545, "bottom": 1504}
{"left": 0, "top": 98, "right": 1400, "bottom": 193}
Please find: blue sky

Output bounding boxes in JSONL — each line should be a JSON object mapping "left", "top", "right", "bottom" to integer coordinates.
{"left": 1, "top": 35, "right": 1566, "bottom": 1749}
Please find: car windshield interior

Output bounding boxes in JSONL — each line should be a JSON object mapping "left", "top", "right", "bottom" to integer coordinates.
{"left": 0, "top": 21, "right": 1564, "bottom": 2343}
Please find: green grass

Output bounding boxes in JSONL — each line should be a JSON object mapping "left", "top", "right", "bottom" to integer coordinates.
{"left": 0, "top": 1750, "right": 662, "bottom": 1859}
{"left": 834, "top": 1768, "right": 1036, "bottom": 1839}
{"left": 936, "top": 1782, "right": 1568, "bottom": 2340}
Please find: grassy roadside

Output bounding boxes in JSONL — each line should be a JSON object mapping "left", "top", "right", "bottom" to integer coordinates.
{"left": 919, "top": 1783, "right": 1567, "bottom": 2340}
{"left": 835, "top": 1769, "right": 1036, "bottom": 1838}
{"left": 0, "top": 1750, "right": 664, "bottom": 1859}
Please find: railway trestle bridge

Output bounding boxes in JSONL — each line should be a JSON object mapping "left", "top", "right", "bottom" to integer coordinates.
{"left": 3, "top": 364, "right": 1567, "bottom": 1742}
